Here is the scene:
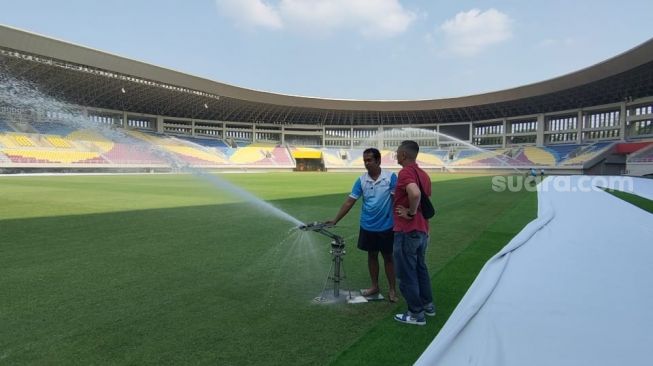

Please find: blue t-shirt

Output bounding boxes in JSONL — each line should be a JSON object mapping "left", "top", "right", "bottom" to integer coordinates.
{"left": 349, "top": 169, "right": 397, "bottom": 231}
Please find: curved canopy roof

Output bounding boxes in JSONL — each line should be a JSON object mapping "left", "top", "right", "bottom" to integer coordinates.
{"left": 1, "top": 24, "right": 652, "bottom": 125}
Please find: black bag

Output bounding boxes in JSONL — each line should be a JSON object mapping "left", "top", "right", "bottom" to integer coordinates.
{"left": 413, "top": 167, "right": 436, "bottom": 219}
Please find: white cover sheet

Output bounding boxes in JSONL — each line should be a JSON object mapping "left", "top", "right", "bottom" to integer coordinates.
{"left": 416, "top": 176, "right": 653, "bottom": 366}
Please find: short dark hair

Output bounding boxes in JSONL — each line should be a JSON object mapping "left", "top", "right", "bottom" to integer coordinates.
{"left": 399, "top": 140, "right": 419, "bottom": 159}
{"left": 363, "top": 147, "right": 381, "bottom": 162}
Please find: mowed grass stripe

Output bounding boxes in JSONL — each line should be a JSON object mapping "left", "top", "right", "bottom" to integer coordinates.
{"left": 603, "top": 188, "right": 653, "bottom": 214}
{"left": 1, "top": 173, "right": 530, "bottom": 365}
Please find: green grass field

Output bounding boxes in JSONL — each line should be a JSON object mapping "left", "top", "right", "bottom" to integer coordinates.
{"left": 0, "top": 173, "right": 536, "bottom": 365}
{"left": 604, "top": 188, "right": 653, "bottom": 214}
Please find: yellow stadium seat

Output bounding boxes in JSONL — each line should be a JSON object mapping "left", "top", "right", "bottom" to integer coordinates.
{"left": 230, "top": 147, "right": 269, "bottom": 163}
{"left": 0, "top": 135, "right": 18, "bottom": 148}
{"left": 45, "top": 136, "right": 73, "bottom": 148}
{"left": 291, "top": 148, "right": 322, "bottom": 159}
{"left": 523, "top": 147, "right": 556, "bottom": 165}
{"left": 12, "top": 135, "right": 35, "bottom": 147}
{"left": 67, "top": 130, "right": 114, "bottom": 152}
{"left": 165, "top": 145, "right": 227, "bottom": 164}
{"left": 322, "top": 150, "right": 346, "bottom": 167}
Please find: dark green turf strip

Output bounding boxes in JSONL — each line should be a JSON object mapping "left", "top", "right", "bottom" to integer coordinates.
{"left": 603, "top": 188, "right": 653, "bottom": 214}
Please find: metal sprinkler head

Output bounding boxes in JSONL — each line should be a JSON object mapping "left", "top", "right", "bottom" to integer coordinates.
{"left": 298, "top": 221, "right": 349, "bottom": 301}
{"left": 298, "top": 221, "right": 333, "bottom": 232}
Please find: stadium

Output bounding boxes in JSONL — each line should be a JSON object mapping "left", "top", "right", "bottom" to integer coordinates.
{"left": 1, "top": 24, "right": 653, "bottom": 174}
{"left": 1, "top": 19, "right": 653, "bottom": 366}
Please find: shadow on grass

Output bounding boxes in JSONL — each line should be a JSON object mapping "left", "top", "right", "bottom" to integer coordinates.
{"left": 0, "top": 194, "right": 395, "bottom": 366}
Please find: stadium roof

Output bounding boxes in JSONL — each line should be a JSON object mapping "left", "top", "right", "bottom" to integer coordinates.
{"left": 1, "top": 24, "right": 652, "bottom": 125}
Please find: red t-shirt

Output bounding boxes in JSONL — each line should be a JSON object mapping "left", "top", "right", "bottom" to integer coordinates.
{"left": 393, "top": 163, "right": 431, "bottom": 233}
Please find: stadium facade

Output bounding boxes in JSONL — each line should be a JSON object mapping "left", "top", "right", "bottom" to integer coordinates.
{"left": 0, "top": 24, "right": 652, "bottom": 175}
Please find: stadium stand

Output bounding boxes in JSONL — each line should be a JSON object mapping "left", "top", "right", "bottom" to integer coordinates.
{"left": 346, "top": 149, "right": 366, "bottom": 167}
{"left": 322, "top": 148, "right": 348, "bottom": 168}
{"left": 624, "top": 142, "right": 653, "bottom": 176}
{"left": 560, "top": 141, "right": 614, "bottom": 166}
{"left": 0, "top": 120, "right": 645, "bottom": 171}
{"left": 11, "top": 134, "right": 35, "bottom": 147}
{"left": 546, "top": 144, "right": 582, "bottom": 164}
{"left": 176, "top": 136, "right": 230, "bottom": 148}
{"left": 522, "top": 147, "right": 556, "bottom": 166}
{"left": 380, "top": 149, "right": 401, "bottom": 167}
{"left": 450, "top": 148, "right": 512, "bottom": 166}
{"left": 45, "top": 135, "right": 73, "bottom": 148}
{"left": 3, "top": 149, "right": 106, "bottom": 164}
{"left": 0, "top": 120, "right": 12, "bottom": 132}
{"left": 1, "top": 25, "right": 653, "bottom": 176}
{"left": 0, "top": 134, "right": 17, "bottom": 148}
{"left": 167, "top": 145, "right": 228, "bottom": 165}
{"left": 66, "top": 130, "right": 115, "bottom": 152}
{"left": 270, "top": 146, "right": 293, "bottom": 165}
{"left": 31, "top": 121, "right": 77, "bottom": 136}
{"left": 628, "top": 144, "right": 653, "bottom": 162}
{"left": 228, "top": 144, "right": 290, "bottom": 165}
{"left": 615, "top": 141, "right": 653, "bottom": 156}
{"left": 126, "top": 130, "right": 217, "bottom": 164}
{"left": 415, "top": 150, "right": 445, "bottom": 167}
{"left": 102, "top": 143, "right": 165, "bottom": 165}
{"left": 632, "top": 150, "right": 653, "bottom": 162}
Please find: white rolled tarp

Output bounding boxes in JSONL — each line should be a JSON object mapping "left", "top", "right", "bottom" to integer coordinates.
{"left": 416, "top": 176, "right": 653, "bottom": 366}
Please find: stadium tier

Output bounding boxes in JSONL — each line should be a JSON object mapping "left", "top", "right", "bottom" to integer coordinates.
{"left": 521, "top": 147, "right": 556, "bottom": 166}
{"left": 176, "top": 136, "right": 230, "bottom": 148}
{"left": 3, "top": 149, "right": 107, "bottom": 164}
{"left": 31, "top": 121, "right": 77, "bottom": 136}
{"left": 559, "top": 142, "right": 614, "bottom": 166}
{"left": 102, "top": 143, "right": 165, "bottom": 165}
{"left": 0, "top": 120, "right": 11, "bottom": 132}
{"left": 632, "top": 150, "right": 653, "bottom": 162}
{"left": 0, "top": 122, "right": 642, "bottom": 170}
{"left": 545, "top": 144, "right": 582, "bottom": 163}
{"left": 628, "top": 143, "right": 653, "bottom": 163}
{"left": 10, "top": 134, "right": 35, "bottom": 147}
{"left": 1, "top": 25, "right": 653, "bottom": 174}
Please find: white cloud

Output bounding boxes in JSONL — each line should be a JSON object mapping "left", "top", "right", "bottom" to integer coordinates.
{"left": 216, "top": 0, "right": 415, "bottom": 38}
{"left": 215, "top": 0, "right": 283, "bottom": 29}
{"left": 440, "top": 8, "right": 513, "bottom": 57}
{"left": 538, "top": 37, "right": 575, "bottom": 48}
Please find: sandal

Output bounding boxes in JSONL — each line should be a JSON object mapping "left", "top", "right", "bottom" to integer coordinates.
{"left": 361, "top": 288, "right": 380, "bottom": 297}
{"left": 388, "top": 292, "right": 399, "bottom": 303}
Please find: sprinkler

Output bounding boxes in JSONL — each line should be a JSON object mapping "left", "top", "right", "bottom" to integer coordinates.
{"left": 298, "top": 222, "right": 348, "bottom": 300}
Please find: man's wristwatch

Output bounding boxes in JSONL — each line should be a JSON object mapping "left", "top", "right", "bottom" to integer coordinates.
{"left": 407, "top": 211, "right": 416, "bottom": 218}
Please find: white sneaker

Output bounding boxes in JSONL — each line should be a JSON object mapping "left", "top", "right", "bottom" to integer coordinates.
{"left": 394, "top": 312, "right": 426, "bottom": 326}
{"left": 424, "top": 306, "right": 436, "bottom": 317}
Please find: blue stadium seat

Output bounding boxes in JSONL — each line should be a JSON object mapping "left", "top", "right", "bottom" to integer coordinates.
{"left": 546, "top": 144, "right": 581, "bottom": 163}
{"left": 31, "top": 121, "right": 77, "bottom": 136}
{"left": 176, "top": 136, "right": 229, "bottom": 148}
{"left": 0, "top": 120, "right": 12, "bottom": 132}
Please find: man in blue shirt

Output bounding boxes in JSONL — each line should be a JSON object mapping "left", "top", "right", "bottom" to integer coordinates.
{"left": 327, "top": 148, "right": 399, "bottom": 301}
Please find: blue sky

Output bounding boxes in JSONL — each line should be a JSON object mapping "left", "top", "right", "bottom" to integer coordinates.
{"left": 1, "top": 0, "right": 652, "bottom": 100}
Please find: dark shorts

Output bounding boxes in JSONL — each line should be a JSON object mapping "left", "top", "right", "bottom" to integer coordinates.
{"left": 357, "top": 227, "right": 394, "bottom": 254}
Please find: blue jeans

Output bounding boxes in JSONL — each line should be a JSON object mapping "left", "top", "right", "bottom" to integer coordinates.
{"left": 393, "top": 231, "right": 433, "bottom": 318}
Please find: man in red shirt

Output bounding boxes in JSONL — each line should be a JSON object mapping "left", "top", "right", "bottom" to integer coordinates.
{"left": 392, "top": 140, "right": 435, "bottom": 326}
